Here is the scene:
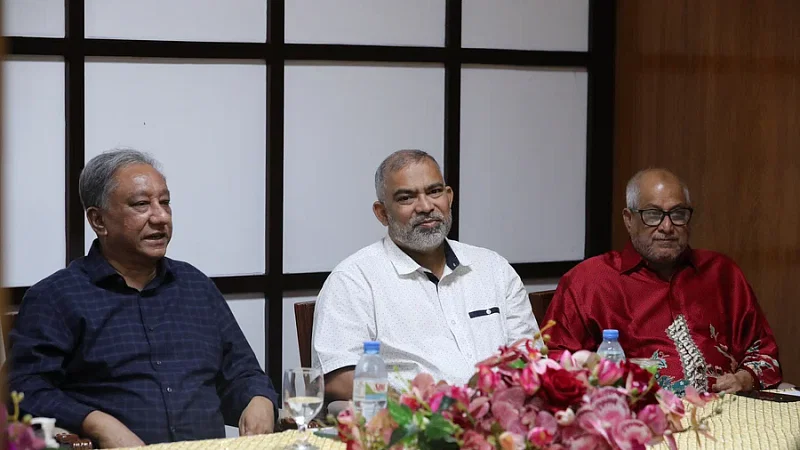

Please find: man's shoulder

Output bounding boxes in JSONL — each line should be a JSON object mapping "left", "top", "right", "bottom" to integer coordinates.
{"left": 447, "top": 239, "right": 509, "bottom": 265}
{"left": 25, "top": 262, "right": 87, "bottom": 298}
{"left": 690, "top": 248, "right": 746, "bottom": 275}
{"left": 560, "top": 251, "right": 623, "bottom": 282}
{"left": 330, "top": 239, "right": 388, "bottom": 273}
{"left": 164, "top": 256, "right": 211, "bottom": 279}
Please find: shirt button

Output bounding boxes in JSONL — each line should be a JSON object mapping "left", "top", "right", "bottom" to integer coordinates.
{"left": 450, "top": 320, "right": 456, "bottom": 325}
{"left": 485, "top": 309, "right": 492, "bottom": 315}
{"left": 170, "top": 426, "right": 176, "bottom": 433}
{"left": 148, "top": 326, "right": 154, "bottom": 331}
{"left": 166, "top": 387, "right": 173, "bottom": 393}
{"left": 156, "top": 361, "right": 162, "bottom": 366}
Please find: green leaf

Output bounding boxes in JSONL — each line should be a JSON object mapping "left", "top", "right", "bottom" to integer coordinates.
{"left": 436, "top": 395, "right": 455, "bottom": 412}
{"left": 508, "top": 359, "right": 526, "bottom": 369}
{"left": 425, "top": 413, "right": 456, "bottom": 440}
{"left": 388, "top": 401, "right": 413, "bottom": 426}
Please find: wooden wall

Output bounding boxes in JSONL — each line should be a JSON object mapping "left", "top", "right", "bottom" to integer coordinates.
{"left": 614, "top": 0, "right": 800, "bottom": 383}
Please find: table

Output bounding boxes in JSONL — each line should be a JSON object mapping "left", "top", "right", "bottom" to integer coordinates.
{"left": 653, "top": 394, "right": 800, "bottom": 450}
{"left": 108, "top": 395, "right": 799, "bottom": 450}
{"left": 109, "top": 431, "right": 345, "bottom": 450}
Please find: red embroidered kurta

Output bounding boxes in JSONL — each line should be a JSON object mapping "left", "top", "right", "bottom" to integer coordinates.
{"left": 544, "top": 242, "right": 782, "bottom": 394}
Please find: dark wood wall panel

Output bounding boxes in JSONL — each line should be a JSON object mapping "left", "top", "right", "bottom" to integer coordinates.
{"left": 614, "top": 0, "right": 800, "bottom": 383}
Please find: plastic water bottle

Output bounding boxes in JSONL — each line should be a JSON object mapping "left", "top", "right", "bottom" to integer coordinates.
{"left": 353, "top": 341, "right": 388, "bottom": 422}
{"left": 597, "top": 329, "right": 626, "bottom": 363}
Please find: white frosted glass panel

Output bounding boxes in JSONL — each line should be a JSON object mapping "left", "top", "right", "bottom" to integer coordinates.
{"left": 284, "top": 64, "right": 445, "bottom": 273}
{"left": 283, "top": 293, "right": 319, "bottom": 375}
{"left": 84, "top": 60, "right": 266, "bottom": 276}
{"left": 460, "top": 67, "right": 587, "bottom": 263}
{"left": 462, "top": 0, "right": 589, "bottom": 51}
{"left": 224, "top": 294, "right": 266, "bottom": 439}
{"left": 3, "top": 0, "right": 64, "bottom": 37}
{"left": 85, "top": 0, "right": 267, "bottom": 42}
{"left": 286, "top": 0, "right": 445, "bottom": 46}
{"left": 225, "top": 295, "right": 267, "bottom": 371}
{"left": 2, "top": 59, "right": 66, "bottom": 287}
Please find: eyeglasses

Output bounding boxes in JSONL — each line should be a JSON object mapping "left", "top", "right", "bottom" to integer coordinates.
{"left": 630, "top": 207, "right": 693, "bottom": 227}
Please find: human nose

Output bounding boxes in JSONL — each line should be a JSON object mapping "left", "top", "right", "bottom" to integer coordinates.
{"left": 414, "top": 194, "right": 435, "bottom": 213}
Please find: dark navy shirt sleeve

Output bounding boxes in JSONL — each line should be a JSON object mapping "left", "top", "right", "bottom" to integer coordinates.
{"left": 8, "top": 283, "right": 96, "bottom": 433}
{"left": 212, "top": 281, "right": 279, "bottom": 425}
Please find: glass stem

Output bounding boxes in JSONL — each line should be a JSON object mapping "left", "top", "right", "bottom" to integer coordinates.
{"left": 297, "top": 423, "right": 309, "bottom": 442}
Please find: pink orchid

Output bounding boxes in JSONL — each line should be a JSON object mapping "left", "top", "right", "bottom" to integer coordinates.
{"left": 611, "top": 419, "right": 652, "bottom": 450}
{"left": 532, "top": 357, "right": 563, "bottom": 375}
{"left": 477, "top": 365, "right": 501, "bottom": 393}
{"left": 515, "top": 364, "right": 541, "bottom": 395}
{"left": 684, "top": 386, "right": 719, "bottom": 407}
{"left": 560, "top": 350, "right": 595, "bottom": 371}
{"left": 365, "top": 408, "right": 396, "bottom": 445}
{"left": 566, "top": 433, "right": 613, "bottom": 450}
{"left": 469, "top": 396, "right": 491, "bottom": 420}
{"left": 527, "top": 410, "right": 559, "bottom": 446}
{"left": 595, "top": 359, "right": 625, "bottom": 386}
{"left": 498, "top": 431, "right": 526, "bottom": 450}
{"left": 411, "top": 372, "right": 437, "bottom": 399}
{"left": 462, "top": 430, "right": 494, "bottom": 450}
{"left": 637, "top": 404, "right": 667, "bottom": 436}
{"left": 655, "top": 389, "right": 685, "bottom": 422}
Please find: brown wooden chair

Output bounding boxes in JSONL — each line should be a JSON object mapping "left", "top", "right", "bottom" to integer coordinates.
{"left": 528, "top": 290, "right": 556, "bottom": 325}
{"left": 294, "top": 301, "right": 316, "bottom": 368}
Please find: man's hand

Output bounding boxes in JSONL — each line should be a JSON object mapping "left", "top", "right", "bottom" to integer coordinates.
{"left": 239, "top": 396, "right": 275, "bottom": 436}
{"left": 712, "top": 370, "right": 755, "bottom": 393}
{"left": 81, "top": 410, "right": 145, "bottom": 449}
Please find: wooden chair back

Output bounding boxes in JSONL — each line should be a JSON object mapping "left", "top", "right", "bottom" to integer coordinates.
{"left": 294, "top": 301, "right": 316, "bottom": 368}
{"left": 528, "top": 290, "right": 556, "bottom": 325}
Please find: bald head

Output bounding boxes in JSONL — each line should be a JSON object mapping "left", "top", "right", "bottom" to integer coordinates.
{"left": 625, "top": 169, "right": 691, "bottom": 210}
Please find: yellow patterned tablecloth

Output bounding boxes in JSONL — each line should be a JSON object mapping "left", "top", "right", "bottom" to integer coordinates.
{"left": 109, "top": 395, "right": 800, "bottom": 449}
{"left": 653, "top": 395, "right": 800, "bottom": 450}
{"left": 110, "top": 430, "right": 344, "bottom": 450}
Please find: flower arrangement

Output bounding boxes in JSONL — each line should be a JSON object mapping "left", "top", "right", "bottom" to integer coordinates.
{"left": 2, "top": 392, "right": 53, "bottom": 450}
{"left": 335, "top": 322, "right": 726, "bottom": 450}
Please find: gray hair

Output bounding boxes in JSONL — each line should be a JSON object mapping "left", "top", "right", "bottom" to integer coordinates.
{"left": 625, "top": 168, "right": 691, "bottom": 209}
{"left": 374, "top": 149, "right": 442, "bottom": 202}
{"left": 79, "top": 148, "right": 163, "bottom": 211}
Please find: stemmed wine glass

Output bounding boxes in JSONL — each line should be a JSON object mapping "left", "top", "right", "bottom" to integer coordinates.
{"left": 283, "top": 367, "right": 325, "bottom": 450}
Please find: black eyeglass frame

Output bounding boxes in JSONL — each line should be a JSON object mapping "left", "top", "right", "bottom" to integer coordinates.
{"left": 629, "top": 207, "right": 694, "bottom": 227}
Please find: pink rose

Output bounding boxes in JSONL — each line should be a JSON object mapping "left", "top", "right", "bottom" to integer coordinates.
{"left": 538, "top": 369, "right": 587, "bottom": 412}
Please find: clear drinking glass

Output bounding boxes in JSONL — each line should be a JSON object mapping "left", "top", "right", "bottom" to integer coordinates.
{"left": 283, "top": 368, "right": 325, "bottom": 450}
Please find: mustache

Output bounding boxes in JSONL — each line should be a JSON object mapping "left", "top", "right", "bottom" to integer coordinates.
{"left": 411, "top": 213, "right": 446, "bottom": 227}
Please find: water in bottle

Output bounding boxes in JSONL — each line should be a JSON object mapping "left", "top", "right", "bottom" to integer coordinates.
{"left": 353, "top": 341, "right": 388, "bottom": 422}
{"left": 597, "top": 329, "right": 626, "bottom": 363}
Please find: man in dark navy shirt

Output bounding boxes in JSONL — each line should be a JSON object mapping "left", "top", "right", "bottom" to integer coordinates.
{"left": 8, "top": 149, "right": 278, "bottom": 447}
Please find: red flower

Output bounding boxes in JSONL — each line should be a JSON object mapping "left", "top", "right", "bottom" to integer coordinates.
{"left": 538, "top": 368, "right": 587, "bottom": 412}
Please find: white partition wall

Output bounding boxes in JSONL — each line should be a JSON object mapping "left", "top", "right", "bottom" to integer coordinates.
{"left": 84, "top": 59, "right": 267, "bottom": 277}
{"left": 459, "top": 67, "right": 588, "bottom": 263}
{"left": 1, "top": 59, "right": 66, "bottom": 287}
{"left": 283, "top": 63, "right": 445, "bottom": 273}
{"left": 2, "top": 1, "right": 615, "bottom": 390}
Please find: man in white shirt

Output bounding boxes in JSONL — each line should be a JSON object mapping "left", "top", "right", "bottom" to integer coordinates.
{"left": 312, "top": 149, "right": 539, "bottom": 401}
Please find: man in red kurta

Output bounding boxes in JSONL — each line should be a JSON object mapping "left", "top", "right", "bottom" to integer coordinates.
{"left": 544, "top": 169, "right": 781, "bottom": 395}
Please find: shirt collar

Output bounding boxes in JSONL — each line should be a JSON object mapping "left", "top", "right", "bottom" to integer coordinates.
{"left": 84, "top": 239, "right": 173, "bottom": 288}
{"left": 619, "top": 240, "right": 697, "bottom": 274}
{"left": 383, "top": 236, "right": 470, "bottom": 276}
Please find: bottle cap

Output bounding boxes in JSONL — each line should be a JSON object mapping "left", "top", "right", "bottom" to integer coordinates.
{"left": 364, "top": 341, "right": 380, "bottom": 354}
{"left": 602, "top": 329, "right": 619, "bottom": 340}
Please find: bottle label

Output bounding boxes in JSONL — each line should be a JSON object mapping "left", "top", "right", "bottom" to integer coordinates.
{"left": 353, "top": 379, "right": 388, "bottom": 402}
